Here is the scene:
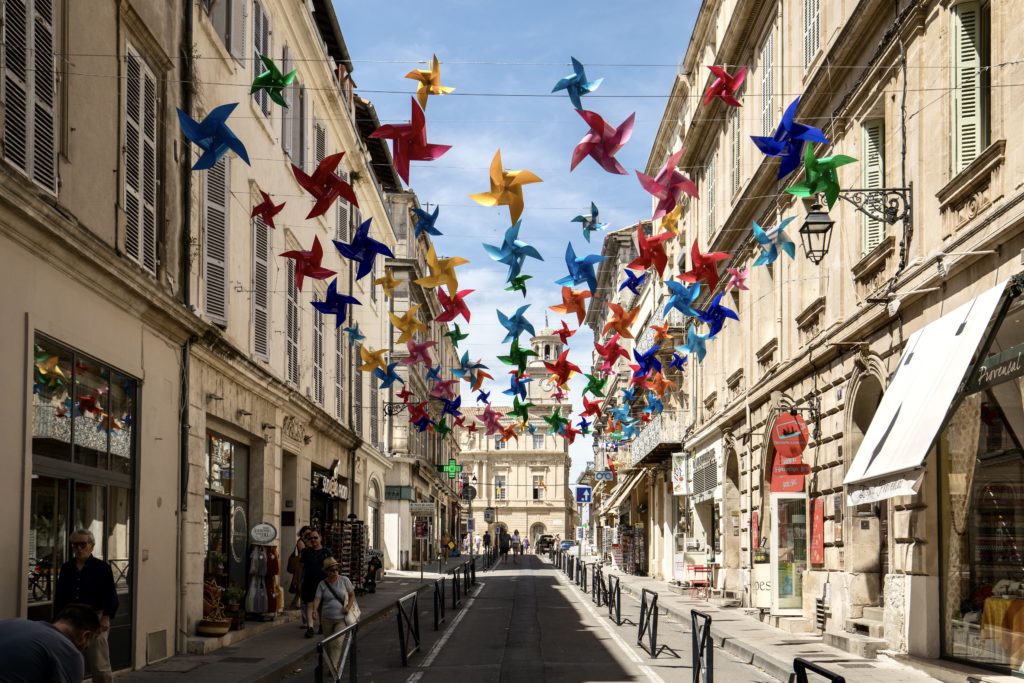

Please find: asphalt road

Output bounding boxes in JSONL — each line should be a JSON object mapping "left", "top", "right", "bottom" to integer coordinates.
{"left": 283, "top": 553, "right": 776, "bottom": 683}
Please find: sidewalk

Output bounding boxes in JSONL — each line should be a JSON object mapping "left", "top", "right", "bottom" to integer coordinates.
{"left": 116, "top": 565, "right": 458, "bottom": 683}
{"left": 548, "top": 554, "right": 955, "bottom": 683}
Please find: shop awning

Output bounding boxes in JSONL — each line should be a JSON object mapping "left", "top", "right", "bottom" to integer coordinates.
{"left": 844, "top": 280, "right": 1008, "bottom": 506}
{"left": 601, "top": 471, "right": 645, "bottom": 514}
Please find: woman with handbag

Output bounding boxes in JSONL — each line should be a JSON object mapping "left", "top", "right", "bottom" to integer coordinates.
{"left": 288, "top": 527, "right": 311, "bottom": 619}
{"left": 312, "top": 558, "right": 359, "bottom": 672}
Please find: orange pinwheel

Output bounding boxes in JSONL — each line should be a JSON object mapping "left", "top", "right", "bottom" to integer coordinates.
{"left": 648, "top": 372, "right": 678, "bottom": 397}
{"left": 469, "top": 149, "right": 542, "bottom": 224}
{"left": 602, "top": 302, "right": 639, "bottom": 339}
{"left": 651, "top": 322, "right": 670, "bottom": 343}
{"left": 549, "top": 286, "right": 592, "bottom": 325}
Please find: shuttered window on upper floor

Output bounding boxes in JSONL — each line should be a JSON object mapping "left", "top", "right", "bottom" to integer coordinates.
{"left": 124, "top": 44, "right": 158, "bottom": 274}
{"left": 286, "top": 258, "right": 300, "bottom": 384}
{"left": 336, "top": 164, "right": 351, "bottom": 243}
{"left": 759, "top": 29, "right": 774, "bottom": 136}
{"left": 252, "top": 1, "right": 270, "bottom": 117}
{"left": 281, "top": 46, "right": 292, "bottom": 155}
{"left": 204, "top": 157, "right": 229, "bottom": 326}
{"left": 335, "top": 326, "right": 345, "bottom": 421}
{"left": 705, "top": 153, "right": 716, "bottom": 240}
{"left": 353, "top": 363, "right": 364, "bottom": 436}
{"left": 731, "top": 109, "right": 741, "bottom": 196}
{"left": 289, "top": 84, "right": 306, "bottom": 168}
{"left": 252, "top": 214, "right": 270, "bottom": 359}
{"left": 207, "top": 0, "right": 246, "bottom": 63}
{"left": 370, "top": 379, "right": 379, "bottom": 447}
{"left": 3, "top": 0, "right": 56, "bottom": 193}
{"left": 952, "top": 1, "right": 990, "bottom": 173}
{"left": 313, "top": 308, "right": 324, "bottom": 405}
{"left": 804, "top": 0, "right": 820, "bottom": 68}
{"left": 862, "top": 121, "right": 885, "bottom": 254}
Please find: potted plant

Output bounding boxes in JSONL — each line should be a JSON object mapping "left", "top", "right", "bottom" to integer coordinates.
{"left": 223, "top": 585, "right": 245, "bottom": 611}
{"left": 206, "top": 551, "right": 227, "bottom": 577}
{"left": 197, "top": 579, "right": 231, "bottom": 637}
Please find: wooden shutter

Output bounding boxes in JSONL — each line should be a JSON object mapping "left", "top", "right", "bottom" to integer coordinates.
{"left": 291, "top": 86, "right": 306, "bottom": 167}
{"left": 286, "top": 259, "right": 300, "bottom": 384}
{"left": 253, "top": 1, "right": 270, "bottom": 116}
{"left": 353, "top": 367, "right": 364, "bottom": 435}
{"left": 204, "top": 157, "right": 229, "bottom": 326}
{"left": 760, "top": 30, "right": 774, "bottom": 136}
{"left": 705, "top": 154, "right": 716, "bottom": 240}
{"left": 953, "top": 2, "right": 983, "bottom": 171}
{"left": 862, "top": 122, "right": 885, "bottom": 253}
{"left": 313, "top": 308, "right": 324, "bottom": 405}
{"left": 731, "top": 109, "right": 741, "bottom": 195}
{"left": 335, "top": 327, "right": 344, "bottom": 420}
{"left": 3, "top": 0, "right": 56, "bottom": 192}
{"left": 281, "top": 46, "right": 291, "bottom": 154}
{"left": 124, "top": 46, "right": 157, "bottom": 274}
{"left": 804, "top": 0, "right": 820, "bottom": 68}
{"left": 252, "top": 215, "right": 270, "bottom": 359}
{"left": 314, "top": 120, "right": 326, "bottom": 167}
{"left": 336, "top": 165, "right": 351, "bottom": 242}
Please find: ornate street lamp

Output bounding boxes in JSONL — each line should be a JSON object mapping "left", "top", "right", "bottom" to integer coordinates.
{"left": 800, "top": 184, "right": 913, "bottom": 265}
{"left": 798, "top": 203, "right": 835, "bottom": 266}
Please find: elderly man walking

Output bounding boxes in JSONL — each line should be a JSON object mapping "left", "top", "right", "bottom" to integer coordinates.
{"left": 54, "top": 530, "right": 118, "bottom": 683}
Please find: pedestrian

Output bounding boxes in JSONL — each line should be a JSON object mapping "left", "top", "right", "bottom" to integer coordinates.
{"left": 483, "top": 530, "right": 491, "bottom": 552}
{"left": 512, "top": 530, "right": 522, "bottom": 563}
{"left": 498, "top": 529, "right": 511, "bottom": 564}
{"left": 0, "top": 604, "right": 101, "bottom": 683}
{"left": 289, "top": 526, "right": 311, "bottom": 616}
{"left": 53, "top": 529, "right": 118, "bottom": 683}
{"left": 311, "top": 558, "right": 357, "bottom": 671}
{"left": 475, "top": 533, "right": 481, "bottom": 554}
{"left": 523, "top": 537, "right": 530, "bottom": 555}
{"left": 300, "top": 530, "right": 333, "bottom": 638}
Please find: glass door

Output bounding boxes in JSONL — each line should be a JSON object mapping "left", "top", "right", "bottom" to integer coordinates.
{"left": 771, "top": 493, "right": 808, "bottom": 615}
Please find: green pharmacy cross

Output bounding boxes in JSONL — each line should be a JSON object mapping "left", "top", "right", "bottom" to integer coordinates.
{"left": 437, "top": 458, "right": 463, "bottom": 479}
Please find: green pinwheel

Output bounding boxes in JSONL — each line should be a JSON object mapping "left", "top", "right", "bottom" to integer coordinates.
{"left": 505, "top": 274, "right": 532, "bottom": 297}
{"left": 497, "top": 338, "right": 537, "bottom": 374}
{"left": 251, "top": 54, "right": 297, "bottom": 108}
{"left": 582, "top": 373, "right": 607, "bottom": 398}
{"left": 509, "top": 396, "right": 534, "bottom": 423}
{"left": 432, "top": 417, "right": 452, "bottom": 437}
{"left": 543, "top": 407, "right": 569, "bottom": 435}
{"left": 785, "top": 145, "right": 857, "bottom": 209}
{"left": 443, "top": 323, "right": 470, "bottom": 349}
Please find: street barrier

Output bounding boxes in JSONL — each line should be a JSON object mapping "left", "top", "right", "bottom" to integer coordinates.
{"left": 450, "top": 568, "right": 462, "bottom": 610}
{"left": 314, "top": 621, "right": 357, "bottom": 683}
{"left": 463, "top": 562, "right": 472, "bottom": 592}
{"left": 793, "top": 658, "right": 846, "bottom": 683}
{"left": 637, "top": 588, "right": 674, "bottom": 658}
{"left": 470, "top": 558, "right": 477, "bottom": 585}
{"left": 579, "top": 561, "right": 588, "bottom": 592}
{"left": 592, "top": 564, "right": 606, "bottom": 607}
{"left": 396, "top": 591, "right": 420, "bottom": 667}
{"left": 691, "top": 609, "right": 714, "bottom": 683}
{"left": 432, "top": 578, "right": 446, "bottom": 631}
{"left": 608, "top": 574, "right": 623, "bottom": 625}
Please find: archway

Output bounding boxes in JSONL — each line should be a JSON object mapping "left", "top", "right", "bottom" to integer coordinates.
{"left": 367, "top": 479, "right": 382, "bottom": 551}
{"left": 722, "top": 448, "right": 742, "bottom": 592}
{"left": 846, "top": 369, "right": 886, "bottom": 604}
{"left": 529, "top": 522, "right": 546, "bottom": 549}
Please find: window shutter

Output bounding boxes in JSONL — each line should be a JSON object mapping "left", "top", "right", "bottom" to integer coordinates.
{"left": 313, "top": 308, "right": 324, "bottom": 405}
{"left": 203, "top": 157, "right": 229, "bottom": 326}
{"left": 229, "top": 0, "right": 246, "bottom": 62}
{"left": 291, "top": 86, "right": 306, "bottom": 167}
{"left": 862, "top": 122, "right": 885, "bottom": 254}
{"left": 31, "top": 0, "right": 55, "bottom": 190}
{"left": 804, "top": 0, "right": 820, "bottom": 68}
{"left": 314, "top": 120, "right": 327, "bottom": 168}
{"left": 335, "top": 327, "right": 344, "bottom": 421}
{"left": 760, "top": 30, "right": 774, "bottom": 136}
{"left": 281, "top": 46, "right": 291, "bottom": 155}
{"left": 124, "top": 46, "right": 158, "bottom": 274}
{"left": 370, "top": 380, "right": 379, "bottom": 446}
{"left": 953, "top": 2, "right": 982, "bottom": 171}
{"left": 353, "top": 367, "right": 364, "bottom": 435}
{"left": 731, "top": 109, "right": 741, "bottom": 195}
{"left": 335, "top": 166, "right": 351, "bottom": 242}
{"left": 252, "top": 215, "right": 270, "bottom": 359}
{"left": 705, "top": 154, "right": 716, "bottom": 240}
{"left": 253, "top": 1, "right": 270, "bottom": 116}
{"left": 286, "top": 259, "right": 300, "bottom": 384}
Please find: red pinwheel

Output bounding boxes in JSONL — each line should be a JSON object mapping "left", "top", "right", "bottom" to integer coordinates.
{"left": 594, "top": 333, "right": 629, "bottom": 365}
{"left": 555, "top": 321, "right": 576, "bottom": 345}
{"left": 292, "top": 152, "right": 358, "bottom": 219}
{"left": 251, "top": 190, "right": 285, "bottom": 229}
{"left": 703, "top": 65, "right": 747, "bottom": 108}
{"left": 561, "top": 422, "right": 581, "bottom": 445}
{"left": 678, "top": 239, "right": 729, "bottom": 291}
{"left": 570, "top": 109, "right": 635, "bottom": 175}
{"left": 369, "top": 98, "right": 452, "bottom": 184}
{"left": 580, "top": 396, "right": 602, "bottom": 418}
{"left": 626, "top": 225, "right": 675, "bottom": 277}
{"left": 544, "top": 349, "right": 581, "bottom": 387}
{"left": 636, "top": 149, "right": 699, "bottom": 220}
{"left": 435, "top": 288, "right": 474, "bottom": 323}
{"left": 280, "top": 236, "right": 336, "bottom": 290}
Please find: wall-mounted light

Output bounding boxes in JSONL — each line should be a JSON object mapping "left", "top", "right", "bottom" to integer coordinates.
{"left": 303, "top": 435, "right": 312, "bottom": 445}
{"left": 936, "top": 250, "right": 996, "bottom": 279}
{"left": 206, "top": 393, "right": 223, "bottom": 402}
{"left": 261, "top": 422, "right": 276, "bottom": 431}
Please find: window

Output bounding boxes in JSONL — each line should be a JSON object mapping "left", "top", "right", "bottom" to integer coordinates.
{"left": 336, "top": 178, "right": 351, "bottom": 243}
{"left": 286, "top": 259, "right": 299, "bottom": 384}
{"left": 313, "top": 120, "right": 326, "bottom": 171}
{"left": 759, "top": 30, "right": 774, "bottom": 136}
{"left": 3, "top": 0, "right": 57, "bottom": 191}
{"left": 862, "top": 121, "right": 885, "bottom": 254}
{"left": 205, "top": 432, "right": 249, "bottom": 593}
{"left": 533, "top": 434, "right": 544, "bottom": 450}
{"left": 495, "top": 437, "right": 506, "bottom": 450}
{"left": 281, "top": 47, "right": 292, "bottom": 154}
{"left": 252, "top": 215, "right": 270, "bottom": 359}
{"left": 313, "top": 309, "right": 324, "bottom": 405}
{"left": 370, "top": 380, "right": 379, "bottom": 447}
{"left": 532, "top": 475, "right": 545, "bottom": 501}
{"left": 544, "top": 344, "right": 551, "bottom": 359}
{"left": 204, "top": 157, "right": 229, "bottom": 326}
{"left": 124, "top": 46, "right": 158, "bottom": 274}
{"left": 803, "top": 0, "right": 820, "bottom": 68}
{"left": 353, "top": 367, "right": 363, "bottom": 436}
{"left": 731, "top": 109, "right": 741, "bottom": 195}
{"left": 952, "top": 1, "right": 991, "bottom": 172}
{"left": 206, "top": 0, "right": 247, "bottom": 62}
{"left": 494, "top": 475, "right": 506, "bottom": 500}
{"left": 705, "top": 154, "right": 717, "bottom": 239}
{"left": 284, "top": 81, "right": 306, "bottom": 167}
{"left": 334, "top": 328, "right": 344, "bottom": 421}
{"left": 252, "top": 1, "right": 270, "bottom": 116}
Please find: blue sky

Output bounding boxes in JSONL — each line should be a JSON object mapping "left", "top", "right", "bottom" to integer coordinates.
{"left": 334, "top": 1, "right": 698, "bottom": 478}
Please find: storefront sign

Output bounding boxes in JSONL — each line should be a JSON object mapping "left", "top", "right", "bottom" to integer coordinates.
{"left": 313, "top": 460, "right": 349, "bottom": 500}
{"left": 385, "top": 485, "right": 414, "bottom": 501}
{"left": 483, "top": 507, "right": 495, "bottom": 523}
{"left": 408, "top": 502, "right": 435, "bottom": 514}
{"left": 671, "top": 452, "right": 688, "bottom": 496}
{"left": 414, "top": 518, "right": 429, "bottom": 539}
{"left": 810, "top": 498, "right": 825, "bottom": 565}
{"left": 970, "top": 342, "right": 1024, "bottom": 392}
{"left": 771, "top": 413, "right": 810, "bottom": 493}
{"left": 250, "top": 522, "right": 278, "bottom": 544}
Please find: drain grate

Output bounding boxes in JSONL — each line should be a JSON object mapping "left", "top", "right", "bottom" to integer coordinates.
{"left": 221, "top": 656, "right": 265, "bottom": 663}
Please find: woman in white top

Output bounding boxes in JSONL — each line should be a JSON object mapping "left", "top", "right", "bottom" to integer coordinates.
{"left": 312, "top": 558, "right": 356, "bottom": 672}
{"left": 512, "top": 530, "right": 522, "bottom": 563}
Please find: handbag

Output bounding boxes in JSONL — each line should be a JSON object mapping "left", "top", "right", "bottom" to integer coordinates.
{"left": 286, "top": 551, "right": 301, "bottom": 576}
{"left": 322, "top": 579, "right": 360, "bottom": 625}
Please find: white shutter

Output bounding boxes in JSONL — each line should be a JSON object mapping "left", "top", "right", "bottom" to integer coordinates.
{"left": 370, "top": 379, "right": 379, "bottom": 446}
{"left": 3, "top": 0, "right": 56, "bottom": 192}
{"left": 953, "top": 2, "right": 983, "bottom": 171}
{"left": 760, "top": 30, "right": 774, "bottom": 136}
{"left": 314, "top": 120, "right": 326, "bottom": 168}
{"left": 335, "top": 165, "right": 351, "bottom": 242}
{"left": 335, "top": 327, "right": 344, "bottom": 421}
{"left": 804, "top": 0, "right": 820, "bottom": 68}
{"left": 706, "top": 154, "right": 716, "bottom": 240}
{"left": 731, "top": 109, "right": 740, "bottom": 195}
{"left": 281, "top": 46, "right": 291, "bottom": 155}
{"left": 204, "top": 157, "right": 229, "bottom": 326}
{"left": 353, "top": 367, "right": 364, "bottom": 435}
{"left": 286, "top": 259, "right": 299, "bottom": 384}
{"left": 862, "top": 122, "right": 886, "bottom": 254}
{"left": 252, "top": 215, "right": 270, "bottom": 359}
{"left": 253, "top": 1, "right": 270, "bottom": 116}
{"left": 124, "top": 46, "right": 157, "bottom": 274}
{"left": 229, "top": 0, "right": 246, "bottom": 62}
{"left": 313, "top": 308, "right": 324, "bottom": 405}
{"left": 291, "top": 85, "right": 305, "bottom": 167}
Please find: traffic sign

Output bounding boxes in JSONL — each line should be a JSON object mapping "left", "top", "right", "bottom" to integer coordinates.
{"left": 575, "top": 486, "right": 592, "bottom": 504}
{"left": 409, "top": 502, "right": 435, "bottom": 514}
{"left": 461, "top": 485, "right": 477, "bottom": 501}
{"left": 483, "top": 507, "right": 495, "bottom": 523}
{"left": 595, "top": 470, "right": 614, "bottom": 481}
{"left": 467, "top": 518, "right": 475, "bottom": 531}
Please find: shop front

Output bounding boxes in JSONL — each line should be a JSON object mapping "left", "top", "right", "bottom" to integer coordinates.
{"left": 310, "top": 459, "right": 348, "bottom": 533}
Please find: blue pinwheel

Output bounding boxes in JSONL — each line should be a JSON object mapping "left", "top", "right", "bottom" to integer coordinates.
{"left": 497, "top": 305, "right": 535, "bottom": 343}
{"left": 620, "top": 422, "right": 640, "bottom": 440}
{"left": 677, "top": 324, "right": 710, "bottom": 363}
{"left": 620, "top": 269, "right": 647, "bottom": 296}
{"left": 751, "top": 96, "right": 829, "bottom": 180}
{"left": 311, "top": 279, "right": 361, "bottom": 327}
{"left": 644, "top": 391, "right": 664, "bottom": 415}
{"left": 441, "top": 396, "right": 462, "bottom": 418}
{"left": 572, "top": 202, "right": 608, "bottom": 243}
{"left": 334, "top": 218, "right": 395, "bottom": 280}
{"left": 555, "top": 243, "right": 607, "bottom": 294}
{"left": 621, "top": 387, "right": 637, "bottom": 403}
{"left": 413, "top": 416, "right": 432, "bottom": 432}
{"left": 663, "top": 280, "right": 703, "bottom": 318}
{"left": 552, "top": 57, "right": 603, "bottom": 110}
{"left": 411, "top": 206, "right": 442, "bottom": 238}
{"left": 669, "top": 353, "right": 688, "bottom": 372}
{"left": 343, "top": 324, "right": 365, "bottom": 346}
{"left": 373, "top": 363, "right": 405, "bottom": 389}
{"left": 577, "top": 417, "right": 592, "bottom": 435}
{"left": 476, "top": 390, "right": 490, "bottom": 404}
{"left": 633, "top": 346, "right": 663, "bottom": 376}
{"left": 752, "top": 217, "right": 797, "bottom": 266}
{"left": 609, "top": 404, "right": 631, "bottom": 423}
{"left": 176, "top": 103, "right": 250, "bottom": 171}
{"left": 482, "top": 220, "right": 544, "bottom": 282}
{"left": 699, "top": 293, "right": 739, "bottom": 338}
{"left": 503, "top": 373, "right": 532, "bottom": 399}
{"left": 425, "top": 366, "right": 443, "bottom": 383}
{"left": 451, "top": 352, "right": 486, "bottom": 381}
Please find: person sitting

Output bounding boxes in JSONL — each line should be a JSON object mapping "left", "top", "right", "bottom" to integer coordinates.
{"left": 0, "top": 604, "right": 101, "bottom": 683}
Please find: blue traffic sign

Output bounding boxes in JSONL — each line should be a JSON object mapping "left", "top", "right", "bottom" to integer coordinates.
{"left": 575, "top": 486, "right": 592, "bottom": 503}
{"left": 595, "top": 470, "right": 613, "bottom": 481}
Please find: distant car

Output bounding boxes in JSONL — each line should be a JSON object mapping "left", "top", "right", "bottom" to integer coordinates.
{"left": 536, "top": 534, "right": 555, "bottom": 553}
{"left": 560, "top": 540, "right": 576, "bottom": 551}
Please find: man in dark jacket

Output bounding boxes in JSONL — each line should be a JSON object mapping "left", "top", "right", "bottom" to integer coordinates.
{"left": 54, "top": 530, "right": 118, "bottom": 683}
{"left": 0, "top": 604, "right": 101, "bottom": 682}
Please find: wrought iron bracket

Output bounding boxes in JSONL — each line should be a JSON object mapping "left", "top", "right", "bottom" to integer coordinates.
{"left": 785, "top": 397, "right": 822, "bottom": 442}
{"left": 383, "top": 396, "right": 445, "bottom": 417}
{"left": 837, "top": 184, "right": 913, "bottom": 227}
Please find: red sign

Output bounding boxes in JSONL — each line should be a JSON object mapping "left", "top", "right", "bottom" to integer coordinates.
{"left": 414, "top": 519, "right": 428, "bottom": 539}
{"left": 751, "top": 510, "right": 760, "bottom": 550}
{"left": 810, "top": 498, "right": 825, "bottom": 565}
{"left": 770, "top": 412, "right": 810, "bottom": 492}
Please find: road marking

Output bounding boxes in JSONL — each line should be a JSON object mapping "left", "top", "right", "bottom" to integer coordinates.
{"left": 406, "top": 582, "right": 484, "bottom": 683}
{"left": 553, "top": 568, "right": 666, "bottom": 683}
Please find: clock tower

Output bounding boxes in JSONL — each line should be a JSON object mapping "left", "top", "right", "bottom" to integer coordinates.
{"left": 528, "top": 328, "right": 564, "bottom": 405}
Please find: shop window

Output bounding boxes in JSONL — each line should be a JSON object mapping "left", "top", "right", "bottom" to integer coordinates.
{"left": 205, "top": 432, "right": 249, "bottom": 592}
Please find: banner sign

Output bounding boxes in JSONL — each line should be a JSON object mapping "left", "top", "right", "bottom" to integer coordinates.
{"left": 671, "top": 452, "right": 688, "bottom": 496}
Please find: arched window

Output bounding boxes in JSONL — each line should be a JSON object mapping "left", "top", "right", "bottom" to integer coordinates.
{"left": 544, "top": 344, "right": 551, "bottom": 359}
{"left": 367, "top": 479, "right": 382, "bottom": 550}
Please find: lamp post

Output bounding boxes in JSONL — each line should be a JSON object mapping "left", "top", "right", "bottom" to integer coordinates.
{"left": 799, "top": 184, "right": 913, "bottom": 265}
{"left": 461, "top": 473, "right": 478, "bottom": 563}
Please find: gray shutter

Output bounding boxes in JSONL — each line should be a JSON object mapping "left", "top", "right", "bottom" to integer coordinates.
{"left": 370, "top": 379, "right": 379, "bottom": 446}
{"left": 253, "top": 1, "right": 270, "bottom": 116}
{"left": 31, "top": 0, "right": 55, "bottom": 190}
{"left": 281, "top": 46, "right": 291, "bottom": 155}
{"left": 335, "top": 165, "right": 351, "bottom": 242}
{"left": 353, "top": 367, "right": 364, "bottom": 436}
{"left": 252, "top": 215, "right": 270, "bottom": 359}
{"left": 335, "top": 327, "right": 344, "bottom": 420}
{"left": 953, "top": 2, "right": 983, "bottom": 171}
{"left": 731, "top": 110, "right": 740, "bottom": 195}
{"left": 291, "top": 86, "right": 306, "bottom": 167}
{"left": 286, "top": 259, "right": 299, "bottom": 384}
{"left": 230, "top": 0, "right": 246, "bottom": 62}
{"left": 203, "top": 157, "right": 230, "bottom": 326}
{"left": 760, "top": 30, "right": 774, "bottom": 136}
{"left": 804, "top": 0, "right": 820, "bottom": 67}
{"left": 862, "top": 122, "right": 885, "bottom": 253}
{"left": 705, "top": 154, "right": 716, "bottom": 240}
{"left": 313, "top": 308, "right": 324, "bottom": 405}
{"left": 314, "top": 120, "right": 326, "bottom": 168}
{"left": 124, "top": 47, "right": 157, "bottom": 273}
{"left": 3, "top": 0, "right": 29, "bottom": 172}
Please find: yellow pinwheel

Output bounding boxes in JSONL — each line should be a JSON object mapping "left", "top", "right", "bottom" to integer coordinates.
{"left": 359, "top": 346, "right": 388, "bottom": 374}
{"left": 414, "top": 243, "right": 469, "bottom": 293}
{"left": 660, "top": 203, "right": 683, "bottom": 236}
{"left": 404, "top": 54, "right": 455, "bottom": 110}
{"left": 469, "top": 149, "right": 542, "bottom": 224}
{"left": 374, "top": 269, "right": 401, "bottom": 299}
{"left": 389, "top": 305, "right": 428, "bottom": 344}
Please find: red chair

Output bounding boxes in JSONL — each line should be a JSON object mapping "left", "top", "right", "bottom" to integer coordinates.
{"left": 688, "top": 564, "right": 710, "bottom": 599}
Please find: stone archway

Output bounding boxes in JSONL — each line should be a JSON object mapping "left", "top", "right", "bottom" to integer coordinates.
{"left": 530, "top": 522, "right": 546, "bottom": 548}
{"left": 722, "top": 448, "right": 742, "bottom": 592}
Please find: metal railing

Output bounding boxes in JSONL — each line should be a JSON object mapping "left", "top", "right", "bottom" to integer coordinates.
{"left": 691, "top": 610, "right": 714, "bottom": 683}
{"left": 315, "top": 621, "right": 357, "bottom": 683}
{"left": 433, "top": 578, "right": 446, "bottom": 631}
{"left": 450, "top": 567, "right": 462, "bottom": 609}
{"left": 637, "top": 588, "right": 671, "bottom": 658}
{"left": 607, "top": 574, "right": 623, "bottom": 625}
{"left": 592, "top": 564, "right": 605, "bottom": 607}
{"left": 396, "top": 591, "right": 420, "bottom": 667}
{"left": 793, "top": 658, "right": 846, "bottom": 683}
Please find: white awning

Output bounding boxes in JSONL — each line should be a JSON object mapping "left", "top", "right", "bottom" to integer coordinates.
{"left": 601, "top": 471, "right": 645, "bottom": 514}
{"left": 844, "top": 280, "right": 1008, "bottom": 506}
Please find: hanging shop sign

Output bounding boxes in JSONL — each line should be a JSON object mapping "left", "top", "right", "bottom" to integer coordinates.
{"left": 810, "top": 498, "right": 825, "bottom": 565}
{"left": 313, "top": 460, "right": 349, "bottom": 500}
{"left": 691, "top": 448, "right": 719, "bottom": 503}
{"left": 408, "top": 501, "right": 435, "bottom": 514}
{"left": 385, "top": 485, "right": 414, "bottom": 501}
{"left": 414, "top": 518, "right": 429, "bottom": 539}
{"left": 671, "top": 452, "right": 688, "bottom": 496}
{"left": 250, "top": 522, "right": 278, "bottom": 544}
{"left": 970, "top": 342, "right": 1024, "bottom": 392}
{"left": 771, "top": 413, "right": 811, "bottom": 493}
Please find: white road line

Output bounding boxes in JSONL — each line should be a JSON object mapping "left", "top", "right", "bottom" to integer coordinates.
{"left": 554, "top": 569, "right": 666, "bottom": 683}
{"left": 406, "top": 582, "right": 484, "bottom": 683}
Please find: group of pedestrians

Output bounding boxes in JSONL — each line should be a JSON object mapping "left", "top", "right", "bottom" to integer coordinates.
{"left": 493, "top": 529, "right": 531, "bottom": 564}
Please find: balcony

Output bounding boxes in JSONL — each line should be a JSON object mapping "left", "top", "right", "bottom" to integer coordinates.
{"left": 635, "top": 306, "right": 687, "bottom": 354}
{"left": 629, "top": 413, "right": 685, "bottom": 467}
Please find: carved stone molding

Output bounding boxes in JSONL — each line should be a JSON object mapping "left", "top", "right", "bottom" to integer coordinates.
{"left": 851, "top": 235, "right": 896, "bottom": 288}
{"left": 936, "top": 140, "right": 1006, "bottom": 216}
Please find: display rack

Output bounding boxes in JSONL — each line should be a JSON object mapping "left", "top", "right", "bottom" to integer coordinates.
{"left": 324, "top": 517, "right": 368, "bottom": 594}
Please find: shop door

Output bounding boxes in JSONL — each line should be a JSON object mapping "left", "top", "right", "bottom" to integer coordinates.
{"left": 771, "top": 493, "right": 807, "bottom": 615}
